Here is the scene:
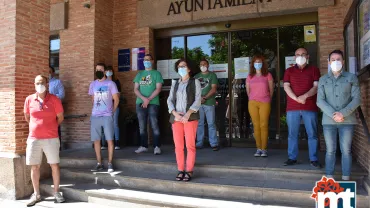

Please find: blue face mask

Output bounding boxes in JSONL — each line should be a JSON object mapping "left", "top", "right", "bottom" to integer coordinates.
{"left": 178, "top": 67, "right": 188, "bottom": 77}
{"left": 144, "top": 61, "right": 152, "bottom": 68}
{"left": 106, "top": 71, "right": 113, "bottom": 77}
{"left": 254, "top": 63, "right": 263, "bottom": 70}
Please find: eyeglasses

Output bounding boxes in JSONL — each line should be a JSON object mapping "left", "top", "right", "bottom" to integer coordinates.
{"left": 178, "top": 65, "right": 187, "bottom": 68}
{"left": 295, "top": 53, "right": 307, "bottom": 57}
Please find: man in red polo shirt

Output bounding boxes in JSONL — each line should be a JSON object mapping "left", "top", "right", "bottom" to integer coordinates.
{"left": 24, "top": 75, "right": 65, "bottom": 206}
{"left": 283, "top": 48, "right": 322, "bottom": 168}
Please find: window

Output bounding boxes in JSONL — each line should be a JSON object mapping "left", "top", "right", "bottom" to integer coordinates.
{"left": 49, "top": 35, "right": 60, "bottom": 74}
{"left": 345, "top": 19, "right": 357, "bottom": 74}
{"left": 358, "top": 0, "right": 370, "bottom": 70}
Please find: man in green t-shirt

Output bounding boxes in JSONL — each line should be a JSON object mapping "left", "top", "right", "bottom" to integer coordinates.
{"left": 195, "top": 59, "right": 219, "bottom": 151}
{"left": 133, "top": 54, "right": 164, "bottom": 155}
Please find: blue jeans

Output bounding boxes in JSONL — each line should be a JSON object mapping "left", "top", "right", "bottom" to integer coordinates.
{"left": 136, "top": 104, "right": 161, "bottom": 148}
{"left": 287, "top": 111, "right": 318, "bottom": 161}
{"left": 323, "top": 124, "right": 354, "bottom": 177}
{"left": 101, "top": 109, "right": 120, "bottom": 144}
{"left": 196, "top": 105, "right": 218, "bottom": 147}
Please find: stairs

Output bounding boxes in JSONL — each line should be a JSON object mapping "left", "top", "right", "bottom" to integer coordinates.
{"left": 40, "top": 149, "right": 370, "bottom": 208}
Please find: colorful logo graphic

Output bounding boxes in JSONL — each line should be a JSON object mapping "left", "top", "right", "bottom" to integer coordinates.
{"left": 311, "top": 176, "right": 356, "bottom": 208}
{"left": 140, "top": 74, "right": 152, "bottom": 85}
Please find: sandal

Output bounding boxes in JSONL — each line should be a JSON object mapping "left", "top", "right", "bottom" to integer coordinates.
{"left": 176, "top": 171, "right": 184, "bottom": 181}
{"left": 183, "top": 171, "right": 193, "bottom": 182}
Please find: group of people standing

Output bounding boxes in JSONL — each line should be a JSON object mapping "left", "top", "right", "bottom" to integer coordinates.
{"left": 23, "top": 47, "right": 360, "bottom": 206}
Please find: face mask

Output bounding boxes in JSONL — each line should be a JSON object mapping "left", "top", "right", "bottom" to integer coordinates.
{"left": 178, "top": 67, "right": 188, "bottom": 77}
{"left": 330, "top": 61, "right": 343, "bottom": 72}
{"left": 106, "top": 71, "right": 113, "bottom": 77}
{"left": 296, "top": 56, "right": 307, "bottom": 66}
{"left": 36, "top": 84, "right": 46, "bottom": 94}
{"left": 144, "top": 61, "right": 152, "bottom": 69}
{"left": 254, "top": 63, "right": 263, "bottom": 70}
{"left": 200, "top": 66, "right": 208, "bottom": 72}
{"left": 96, "top": 71, "right": 105, "bottom": 79}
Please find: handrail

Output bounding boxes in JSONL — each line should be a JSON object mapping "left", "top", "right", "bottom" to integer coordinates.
{"left": 64, "top": 114, "right": 88, "bottom": 120}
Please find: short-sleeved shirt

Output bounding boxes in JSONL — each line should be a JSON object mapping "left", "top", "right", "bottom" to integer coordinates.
{"left": 246, "top": 73, "right": 273, "bottom": 103}
{"left": 283, "top": 64, "right": 320, "bottom": 112}
{"left": 195, "top": 72, "right": 218, "bottom": 106}
{"left": 88, "top": 79, "right": 119, "bottom": 117}
{"left": 133, "top": 70, "right": 164, "bottom": 106}
{"left": 24, "top": 93, "right": 64, "bottom": 139}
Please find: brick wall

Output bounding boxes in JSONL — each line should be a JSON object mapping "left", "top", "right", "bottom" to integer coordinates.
{"left": 113, "top": 0, "right": 153, "bottom": 112}
{"left": 0, "top": 0, "right": 17, "bottom": 153}
{"left": 58, "top": 0, "right": 95, "bottom": 147}
{"left": 94, "top": 0, "right": 113, "bottom": 65}
{"left": 0, "top": 0, "right": 50, "bottom": 154}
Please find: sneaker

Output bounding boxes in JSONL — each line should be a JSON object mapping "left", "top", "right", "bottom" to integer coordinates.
{"left": 135, "top": 146, "right": 148, "bottom": 153}
{"left": 342, "top": 176, "right": 350, "bottom": 181}
{"left": 326, "top": 175, "right": 334, "bottom": 179}
{"left": 154, "top": 146, "right": 161, "bottom": 155}
{"left": 91, "top": 163, "right": 104, "bottom": 172}
{"left": 114, "top": 146, "right": 121, "bottom": 150}
{"left": 310, "top": 161, "right": 322, "bottom": 169}
{"left": 283, "top": 159, "right": 297, "bottom": 166}
{"left": 54, "top": 192, "right": 65, "bottom": 203}
{"left": 26, "top": 193, "right": 41, "bottom": 207}
{"left": 254, "top": 149, "right": 262, "bottom": 157}
{"left": 212, "top": 146, "right": 220, "bottom": 151}
{"left": 101, "top": 146, "right": 107, "bottom": 150}
{"left": 261, "top": 150, "right": 268, "bottom": 157}
{"left": 107, "top": 163, "right": 114, "bottom": 173}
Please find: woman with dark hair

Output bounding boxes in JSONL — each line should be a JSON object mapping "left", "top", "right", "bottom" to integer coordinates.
{"left": 246, "top": 55, "right": 274, "bottom": 157}
{"left": 167, "top": 59, "right": 201, "bottom": 181}
{"left": 103, "top": 66, "right": 122, "bottom": 150}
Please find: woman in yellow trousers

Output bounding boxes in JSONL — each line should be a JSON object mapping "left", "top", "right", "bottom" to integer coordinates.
{"left": 246, "top": 55, "right": 274, "bottom": 157}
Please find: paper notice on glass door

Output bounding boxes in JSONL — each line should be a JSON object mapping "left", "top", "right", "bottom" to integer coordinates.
{"left": 285, "top": 56, "right": 296, "bottom": 69}
{"left": 157, "top": 60, "right": 169, "bottom": 79}
{"left": 234, "top": 57, "right": 250, "bottom": 79}
{"left": 209, "top": 64, "right": 228, "bottom": 78}
{"left": 168, "top": 59, "right": 180, "bottom": 79}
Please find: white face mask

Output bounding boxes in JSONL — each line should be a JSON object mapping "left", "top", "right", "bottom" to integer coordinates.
{"left": 36, "top": 84, "right": 46, "bottom": 94}
{"left": 200, "top": 66, "right": 208, "bottom": 72}
{"left": 330, "top": 61, "right": 343, "bottom": 72}
{"left": 296, "top": 56, "right": 307, "bottom": 66}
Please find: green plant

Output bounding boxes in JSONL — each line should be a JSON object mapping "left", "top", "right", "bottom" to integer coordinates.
{"left": 280, "top": 115, "right": 287, "bottom": 127}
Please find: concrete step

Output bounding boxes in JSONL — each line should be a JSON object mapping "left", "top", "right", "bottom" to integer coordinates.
{"left": 59, "top": 157, "right": 368, "bottom": 183}
{"left": 40, "top": 179, "right": 298, "bottom": 208}
{"left": 49, "top": 167, "right": 369, "bottom": 208}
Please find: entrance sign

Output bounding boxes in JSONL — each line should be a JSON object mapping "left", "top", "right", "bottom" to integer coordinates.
{"left": 311, "top": 176, "right": 356, "bottom": 208}
{"left": 138, "top": 0, "right": 334, "bottom": 28}
{"left": 234, "top": 57, "right": 250, "bottom": 79}
{"left": 132, "top": 47, "right": 146, "bottom": 71}
{"left": 118, "top": 48, "right": 130, "bottom": 72}
{"left": 209, "top": 63, "right": 228, "bottom": 78}
{"left": 304, "top": 25, "right": 316, "bottom": 42}
{"left": 167, "top": 0, "right": 272, "bottom": 15}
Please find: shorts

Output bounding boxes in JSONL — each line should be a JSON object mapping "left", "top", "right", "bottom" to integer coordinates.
{"left": 90, "top": 116, "right": 114, "bottom": 141}
{"left": 26, "top": 138, "right": 60, "bottom": 165}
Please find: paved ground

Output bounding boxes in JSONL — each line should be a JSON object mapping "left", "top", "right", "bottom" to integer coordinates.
{"left": 60, "top": 145, "right": 366, "bottom": 174}
{"left": 0, "top": 198, "right": 112, "bottom": 208}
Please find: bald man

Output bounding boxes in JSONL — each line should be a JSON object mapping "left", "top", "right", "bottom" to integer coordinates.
{"left": 24, "top": 75, "right": 65, "bottom": 206}
{"left": 283, "top": 48, "right": 322, "bottom": 168}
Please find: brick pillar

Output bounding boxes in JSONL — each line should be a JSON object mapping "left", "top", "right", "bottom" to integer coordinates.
{"left": 0, "top": 0, "right": 50, "bottom": 199}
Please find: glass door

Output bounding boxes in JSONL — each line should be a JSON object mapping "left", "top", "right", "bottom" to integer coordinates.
{"left": 229, "top": 28, "right": 279, "bottom": 147}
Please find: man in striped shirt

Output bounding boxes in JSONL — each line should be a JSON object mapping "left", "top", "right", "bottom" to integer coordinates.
{"left": 283, "top": 48, "right": 322, "bottom": 168}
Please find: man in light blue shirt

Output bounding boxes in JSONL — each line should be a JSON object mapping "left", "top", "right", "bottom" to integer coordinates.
{"left": 49, "top": 66, "right": 65, "bottom": 150}
{"left": 49, "top": 67, "right": 65, "bottom": 100}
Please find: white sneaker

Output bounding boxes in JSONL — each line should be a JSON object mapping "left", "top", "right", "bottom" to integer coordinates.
{"left": 342, "top": 176, "right": 350, "bottom": 181}
{"left": 135, "top": 146, "right": 148, "bottom": 154}
{"left": 154, "top": 146, "right": 161, "bottom": 155}
{"left": 54, "top": 192, "right": 65, "bottom": 203}
{"left": 27, "top": 193, "right": 41, "bottom": 207}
